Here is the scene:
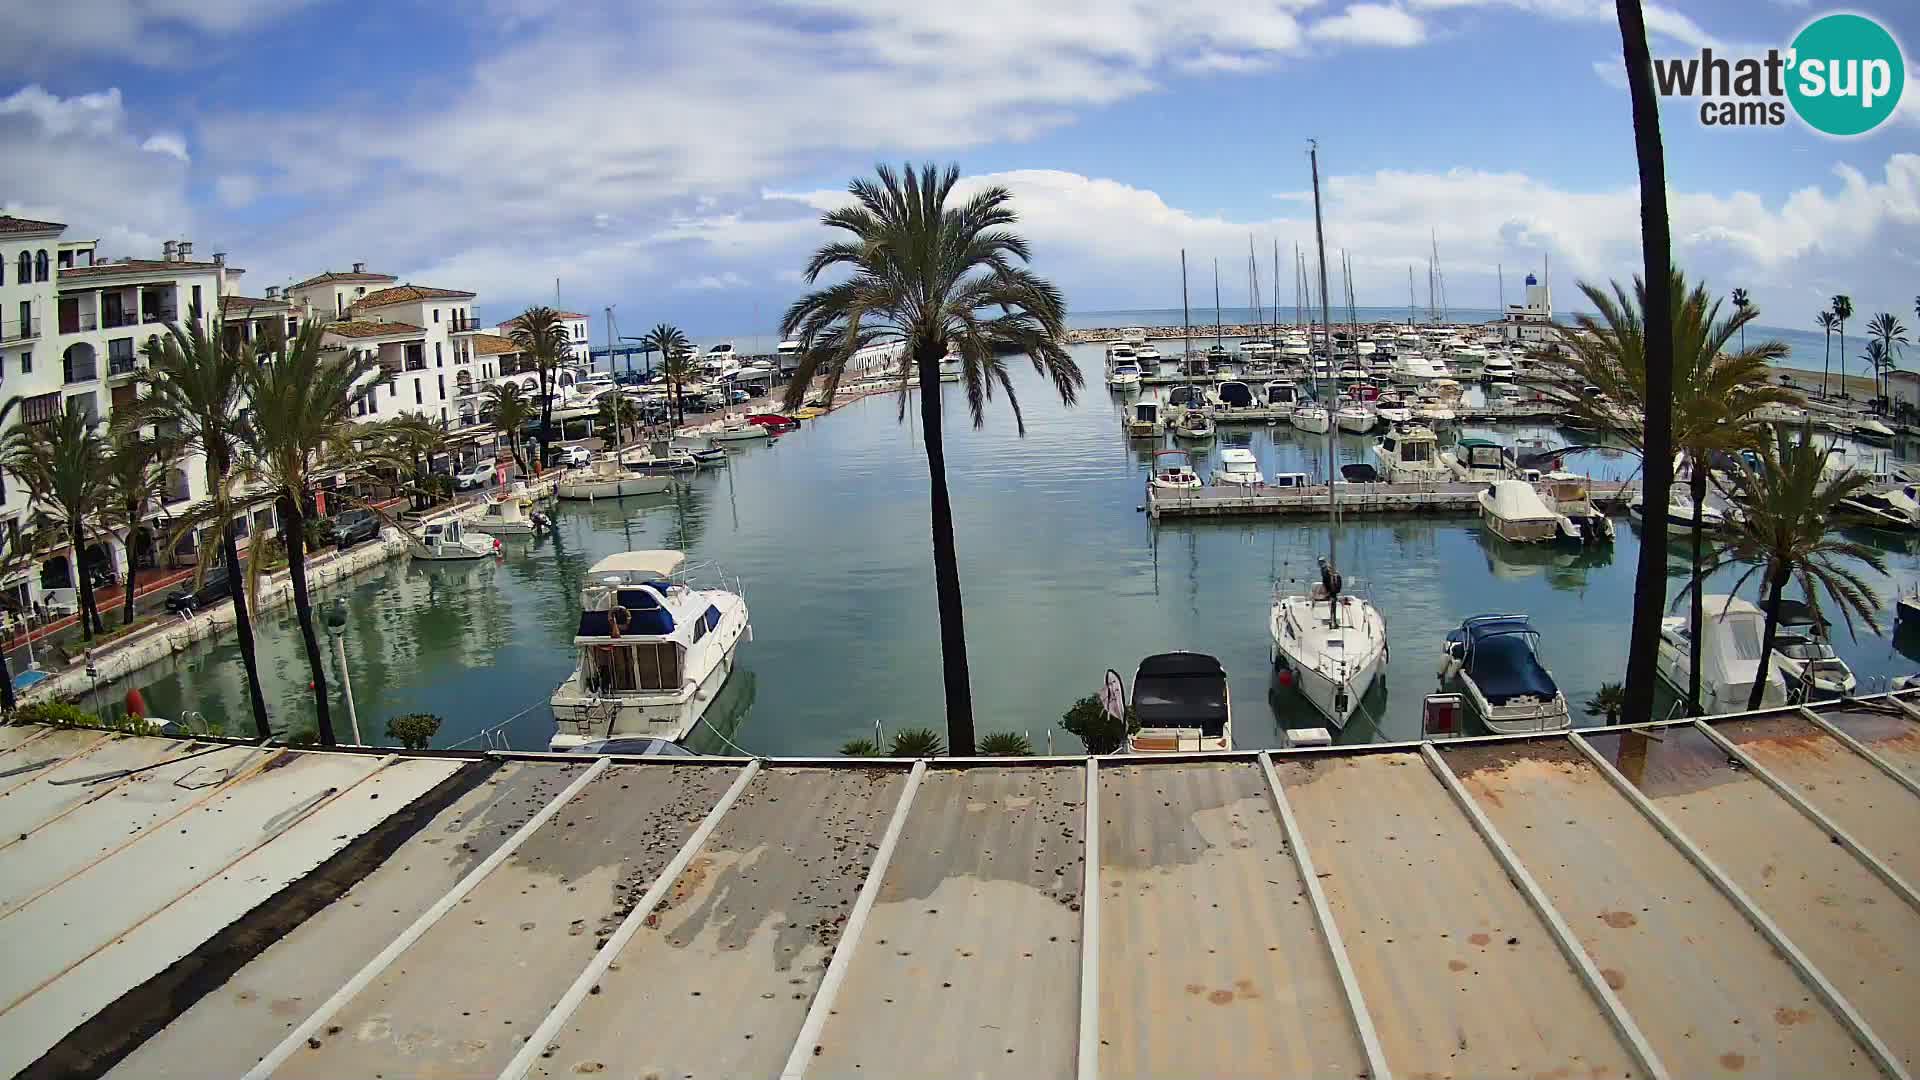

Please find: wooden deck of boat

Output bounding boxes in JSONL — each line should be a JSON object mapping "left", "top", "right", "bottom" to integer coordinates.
{"left": 1147, "top": 478, "right": 1636, "bottom": 519}
{"left": 14, "top": 693, "right": 1920, "bottom": 1080}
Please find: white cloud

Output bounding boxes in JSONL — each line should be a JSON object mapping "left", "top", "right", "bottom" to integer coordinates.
{"left": 0, "top": 0, "right": 316, "bottom": 68}
{"left": 215, "top": 174, "right": 259, "bottom": 207}
{"left": 1591, "top": 58, "right": 1627, "bottom": 90}
{"left": 677, "top": 272, "right": 751, "bottom": 291}
{"left": 141, "top": 131, "right": 190, "bottom": 162}
{"left": 1404, "top": 0, "right": 1721, "bottom": 50}
{"left": 0, "top": 86, "right": 124, "bottom": 137}
{"left": 0, "top": 85, "right": 191, "bottom": 257}
{"left": 1308, "top": 4, "right": 1427, "bottom": 47}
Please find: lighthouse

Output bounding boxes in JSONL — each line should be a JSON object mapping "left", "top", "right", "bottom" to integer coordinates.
{"left": 1495, "top": 260, "right": 1554, "bottom": 346}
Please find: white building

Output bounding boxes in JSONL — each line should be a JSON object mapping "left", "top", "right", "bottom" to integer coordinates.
{"left": 1490, "top": 270, "right": 1559, "bottom": 348}
{"left": 493, "top": 311, "right": 592, "bottom": 366}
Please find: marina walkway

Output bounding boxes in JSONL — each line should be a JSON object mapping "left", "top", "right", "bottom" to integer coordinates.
{"left": 1, "top": 692, "right": 1918, "bottom": 1078}
{"left": 1148, "top": 478, "right": 1638, "bottom": 518}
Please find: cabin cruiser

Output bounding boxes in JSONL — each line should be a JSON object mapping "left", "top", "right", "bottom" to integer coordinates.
{"left": 549, "top": 551, "right": 750, "bottom": 750}
{"left": 1850, "top": 418, "right": 1896, "bottom": 445}
{"left": 1173, "top": 407, "right": 1216, "bottom": 441}
{"left": 1214, "top": 448, "right": 1263, "bottom": 486}
{"left": 1265, "top": 381, "right": 1300, "bottom": 412}
{"left": 1448, "top": 345, "right": 1488, "bottom": 377}
{"left": 1335, "top": 400, "right": 1375, "bottom": 434}
{"left": 1292, "top": 401, "right": 1331, "bottom": 434}
{"left": 1135, "top": 342, "right": 1162, "bottom": 363}
{"left": 1761, "top": 599, "right": 1856, "bottom": 701}
{"left": 775, "top": 339, "right": 802, "bottom": 368}
{"left": 1542, "top": 473, "right": 1615, "bottom": 545}
{"left": 464, "top": 495, "right": 550, "bottom": 537}
{"left": 1838, "top": 485, "right": 1920, "bottom": 530}
{"left": 1127, "top": 652, "right": 1233, "bottom": 752}
{"left": 1482, "top": 352, "right": 1518, "bottom": 381}
{"left": 1627, "top": 491, "right": 1732, "bottom": 534}
{"left": 1107, "top": 360, "right": 1143, "bottom": 389}
{"left": 1150, "top": 449, "right": 1202, "bottom": 490}
{"left": 1374, "top": 393, "right": 1412, "bottom": 424}
{"left": 1372, "top": 424, "right": 1447, "bottom": 483}
{"left": 1271, "top": 558, "right": 1388, "bottom": 730}
{"left": 558, "top": 458, "right": 674, "bottom": 500}
{"left": 1215, "top": 381, "right": 1255, "bottom": 412}
{"left": 678, "top": 414, "right": 773, "bottom": 444}
{"left": 1125, "top": 399, "right": 1165, "bottom": 438}
{"left": 623, "top": 444, "right": 711, "bottom": 474}
{"left": 1479, "top": 480, "right": 1561, "bottom": 544}
{"left": 1106, "top": 343, "right": 1136, "bottom": 364}
{"left": 1657, "top": 594, "right": 1789, "bottom": 713}
{"left": 1443, "top": 438, "right": 1514, "bottom": 482}
{"left": 410, "top": 518, "right": 498, "bottom": 561}
{"left": 1440, "top": 615, "right": 1570, "bottom": 733}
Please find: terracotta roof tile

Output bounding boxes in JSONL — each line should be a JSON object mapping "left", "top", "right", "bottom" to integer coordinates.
{"left": 355, "top": 284, "right": 477, "bottom": 308}
{"left": 59, "top": 258, "right": 229, "bottom": 279}
{"left": 220, "top": 294, "right": 290, "bottom": 315}
{"left": 469, "top": 334, "right": 520, "bottom": 356}
{"left": 324, "top": 320, "right": 426, "bottom": 339}
{"left": 0, "top": 215, "right": 64, "bottom": 235}
{"left": 291, "top": 269, "right": 397, "bottom": 289}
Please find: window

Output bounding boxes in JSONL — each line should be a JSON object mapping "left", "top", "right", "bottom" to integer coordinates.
{"left": 34, "top": 250, "right": 48, "bottom": 282}
{"left": 286, "top": 317, "right": 298, "bottom": 337}
{"left": 432, "top": 309, "right": 439, "bottom": 323}
{"left": 20, "top": 351, "right": 30, "bottom": 375}
{"left": 64, "top": 391, "right": 98, "bottom": 424}
{"left": 57, "top": 250, "right": 72, "bottom": 269}
{"left": 590, "top": 643, "right": 681, "bottom": 692}
{"left": 435, "top": 342, "right": 442, "bottom": 366}
{"left": 17, "top": 301, "right": 28, "bottom": 335}
{"left": 414, "top": 379, "right": 422, "bottom": 405}
{"left": 437, "top": 374, "right": 445, "bottom": 398}
{"left": 14, "top": 253, "right": 26, "bottom": 283}
{"left": 190, "top": 285, "right": 202, "bottom": 319}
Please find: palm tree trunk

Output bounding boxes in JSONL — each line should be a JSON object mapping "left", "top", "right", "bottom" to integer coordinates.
{"left": 280, "top": 496, "right": 337, "bottom": 745}
{"left": 1748, "top": 566, "right": 1788, "bottom": 711}
{"left": 1838, "top": 325, "right": 1846, "bottom": 396}
{"left": 1617, "top": 0, "right": 1675, "bottom": 727}
{"left": 1822, "top": 332, "right": 1831, "bottom": 397}
{"left": 71, "top": 524, "right": 99, "bottom": 642}
{"left": 0, "top": 644, "right": 14, "bottom": 714}
{"left": 917, "top": 345, "right": 975, "bottom": 756}
{"left": 121, "top": 528, "right": 138, "bottom": 626}
{"left": 1686, "top": 463, "right": 1707, "bottom": 714}
{"left": 222, "top": 519, "right": 273, "bottom": 740}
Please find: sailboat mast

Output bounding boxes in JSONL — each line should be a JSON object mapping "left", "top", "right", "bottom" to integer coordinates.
{"left": 1295, "top": 244, "right": 1305, "bottom": 328}
{"left": 1310, "top": 140, "right": 1339, "bottom": 560}
{"left": 1407, "top": 266, "right": 1415, "bottom": 325}
{"left": 1498, "top": 263, "right": 1505, "bottom": 313}
{"left": 1181, "top": 249, "right": 1192, "bottom": 368}
{"left": 1271, "top": 238, "right": 1280, "bottom": 343}
{"left": 1213, "top": 260, "right": 1222, "bottom": 348}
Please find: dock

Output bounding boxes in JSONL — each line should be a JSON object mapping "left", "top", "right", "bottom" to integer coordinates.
{"left": 1147, "top": 478, "right": 1637, "bottom": 519}
{"left": 8, "top": 692, "right": 1920, "bottom": 1079}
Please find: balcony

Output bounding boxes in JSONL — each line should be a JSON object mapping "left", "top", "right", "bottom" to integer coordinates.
{"left": 64, "top": 359, "right": 99, "bottom": 384}
{"left": 405, "top": 360, "right": 427, "bottom": 372}
{"left": 19, "top": 392, "right": 59, "bottom": 425}
{"left": 448, "top": 314, "right": 485, "bottom": 333}
{"left": 0, "top": 317, "right": 38, "bottom": 344}
{"left": 108, "top": 356, "right": 139, "bottom": 379}
{"left": 102, "top": 310, "right": 140, "bottom": 330}
{"left": 58, "top": 312, "right": 97, "bottom": 334}
{"left": 142, "top": 307, "right": 178, "bottom": 325}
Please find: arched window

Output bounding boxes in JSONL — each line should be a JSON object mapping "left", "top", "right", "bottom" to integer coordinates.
{"left": 14, "top": 253, "right": 28, "bottom": 284}
{"left": 34, "top": 250, "right": 48, "bottom": 282}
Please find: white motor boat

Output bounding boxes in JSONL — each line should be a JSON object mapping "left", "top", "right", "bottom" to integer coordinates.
{"left": 1851, "top": 418, "right": 1896, "bottom": 445}
{"left": 1482, "top": 352, "right": 1518, "bottom": 381}
{"left": 1107, "top": 360, "right": 1143, "bottom": 389}
{"left": 557, "top": 459, "right": 674, "bottom": 500}
{"left": 1335, "top": 402, "right": 1375, "bottom": 434}
{"left": 1542, "top": 473, "right": 1616, "bottom": 546}
{"left": 1656, "top": 594, "right": 1789, "bottom": 714}
{"left": 1213, "top": 448, "right": 1264, "bottom": 486}
{"left": 1173, "top": 408, "right": 1216, "bottom": 441}
{"left": 679, "top": 414, "right": 773, "bottom": 444}
{"left": 1125, "top": 399, "right": 1165, "bottom": 438}
{"left": 1291, "top": 402, "right": 1331, "bottom": 434}
{"left": 410, "top": 518, "right": 498, "bottom": 561}
{"left": 1440, "top": 615, "right": 1570, "bottom": 734}
{"left": 1135, "top": 342, "right": 1162, "bottom": 362}
{"left": 1392, "top": 351, "right": 1452, "bottom": 382}
{"left": 1372, "top": 424, "right": 1448, "bottom": 483}
{"left": 1443, "top": 437, "right": 1513, "bottom": 482}
{"left": 1448, "top": 346, "right": 1488, "bottom": 377}
{"left": 1127, "top": 652, "right": 1232, "bottom": 753}
{"left": 1761, "top": 598, "right": 1857, "bottom": 701}
{"left": 1839, "top": 485, "right": 1920, "bottom": 530}
{"left": 1412, "top": 402, "right": 1457, "bottom": 424}
{"left": 1479, "top": 479, "right": 1561, "bottom": 544}
{"left": 1627, "top": 491, "right": 1731, "bottom": 534}
{"left": 1271, "top": 558, "right": 1388, "bottom": 730}
{"left": 465, "top": 495, "right": 549, "bottom": 537}
{"left": 1150, "top": 449, "right": 1202, "bottom": 490}
{"left": 1374, "top": 395, "right": 1413, "bottom": 424}
{"left": 549, "top": 550, "right": 750, "bottom": 749}
{"left": 1264, "top": 381, "right": 1300, "bottom": 413}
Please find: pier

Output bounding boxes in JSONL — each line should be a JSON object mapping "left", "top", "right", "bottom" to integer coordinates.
{"left": 1147, "top": 478, "right": 1637, "bottom": 519}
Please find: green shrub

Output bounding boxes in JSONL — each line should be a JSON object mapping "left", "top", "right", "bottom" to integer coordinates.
{"left": 12, "top": 700, "right": 105, "bottom": 728}
{"left": 386, "top": 712, "right": 443, "bottom": 751}
{"left": 977, "top": 731, "right": 1032, "bottom": 756}
{"left": 839, "top": 737, "right": 882, "bottom": 757}
{"left": 1584, "top": 681, "right": 1626, "bottom": 723}
{"left": 887, "top": 726, "right": 945, "bottom": 758}
{"left": 1061, "top": 694, "right": 1138, "bottom": 755}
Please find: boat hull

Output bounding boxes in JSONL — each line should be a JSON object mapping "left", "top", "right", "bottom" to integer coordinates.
{"left": 550, "top": 644, "right": 740, "bottom": 749}
{"left": 557, "top": 474, "right": 673, "bottom": 500}
{"left": 1270, "top": 598, "right": 1387, "bottom": 730}
{"left": 1292, "top": 412, "right": 1331, "bottom": 434}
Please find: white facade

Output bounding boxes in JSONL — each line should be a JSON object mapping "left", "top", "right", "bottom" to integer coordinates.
{"left": 312, "top": 283, "right": 479, "bottom": 430}
{"left": 494, "top": 311, "right": 592, "bottom": 366}
{"left": 1491, "top": 271, "right": 1558, "bottom": 347}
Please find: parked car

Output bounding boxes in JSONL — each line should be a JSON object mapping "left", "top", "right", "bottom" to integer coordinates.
{"left": 333, "top": 509, "right": 381, "bottom": 549}
{"left": 455, "top": 460, "right": 497, "bottom": 490}
{"left": 545, "top": 445, "right": 591, "bottom": 469}
{"left": 164, "top": 564, "right": 235, "bottom": 614}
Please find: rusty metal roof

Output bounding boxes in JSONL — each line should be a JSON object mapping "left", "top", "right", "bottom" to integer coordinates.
{"left": 3, "top": 692, "right": 1919, "bottom": 1079}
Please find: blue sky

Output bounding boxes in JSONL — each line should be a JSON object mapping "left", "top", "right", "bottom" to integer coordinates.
{"left": 2, "top": 0, "right": 1915, "bottom": 338}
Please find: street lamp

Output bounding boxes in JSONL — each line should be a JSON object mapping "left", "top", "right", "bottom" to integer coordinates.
{"left": 325, "top": 597, "right": 361, "bottom": 745}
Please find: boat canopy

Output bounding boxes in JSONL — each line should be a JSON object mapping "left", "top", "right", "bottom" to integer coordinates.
{"left": 577, "top": 581, "right": 676, "bottom": 639}
{"left": 1218, "top": 382, "right": 1253, "bottom": 407}
{"left": 1153, "top": 449, "right": 1193, "bottom": 464}
{"left": 1484, "top": 479, "right": 1558, "bottom": 522}
{"left": 1220, "top": 448, "right": 1257, "bottom": 464}
{"left": 1453, "top": 616, "right": 1558, "bottom": 705}
{"left": 588, "top": 550, "right": 686, "bottom": 579}
{"left": 1132, "top": 653, "right": 1228, "bottom": 737}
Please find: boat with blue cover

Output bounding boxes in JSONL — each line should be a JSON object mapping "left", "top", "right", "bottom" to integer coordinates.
{"left": 1440, "top": 614, "right": 1569, "bottom": 733}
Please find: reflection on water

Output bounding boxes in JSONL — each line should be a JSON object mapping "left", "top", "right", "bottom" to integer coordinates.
{"left": 93, "top": 344, "right": 1920, "bottom": 753}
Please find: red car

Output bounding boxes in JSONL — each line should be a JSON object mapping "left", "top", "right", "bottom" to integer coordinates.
{"left": 746, "top": 413, "right": 799, "bottom": 432}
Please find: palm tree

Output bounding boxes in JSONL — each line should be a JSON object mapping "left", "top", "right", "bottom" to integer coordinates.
{"left": 1695, "top": 422, "right": 1886, "bottom": 709}
{"left": 1730, "top": 287, "right": 1749, "bottom": 351}
{"left": 594, "top": 393, "right": 641, "bottom": 452}
{"left": 640, "top": 324, "right": 689, "bottom": 382}
{"left": 1867, "top": 312, "right": 1908, "bottom": 401}
{"left": 781, "top": 163, "right": 1081, "bottom": 754}
{"left": 1600, "top": 0, "right": 1675, "bottom": 727}
{"left": 1816, "top": 310, "right": 1839, "bottom": 396}
{"left": 131, "top": 320, "right": 271, "bottom": 738}
{"left": 507, "top": 307, "right": 572, "bottom": 463}
{"left": 1862, "top": 340, "right": 1890, "bottom": 409}
{"left": 379, "top": 414, "right": 452, "bottom": 509}
{"left": 1831, "top": 294, "right": 1854, "bottom": 396}
{"left": 95, "top": 426, "right": 176, "bottom": 626}
{"left": 0, "top": 410, "right": 108, "bottom": 640}
{"left": 657, "top": 353, "right": 697, "bottom": 426}
{"left": 237, "top": 320, "right": 386, "bottom": 746}
{"left": 482, "top": 382, "right": 535, "bottom": 476}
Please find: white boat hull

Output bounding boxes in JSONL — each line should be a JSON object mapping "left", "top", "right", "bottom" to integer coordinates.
{"left": 557, "top": 474, "right": 673, "bottom": 500}
{"left": 1292, "top": 411, "right": 1331, "bottom": 434}
{"left": 1270, "top": 597, "right": 1387, "bottom": 730}
{"left": 551, "top": 643, "right": 739, "bottom": 747}
{"left": 707, "top": 426, "right": 770, "bottom": 443}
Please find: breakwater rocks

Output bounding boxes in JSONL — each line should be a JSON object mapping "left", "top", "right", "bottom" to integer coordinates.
{"left": 1063, "top": 322, "right": 1492, "bottom": 345}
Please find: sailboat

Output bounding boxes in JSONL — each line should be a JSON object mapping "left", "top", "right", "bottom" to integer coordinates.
{"left": 1270, "top": 141, "right": 1390, "bottom": 731}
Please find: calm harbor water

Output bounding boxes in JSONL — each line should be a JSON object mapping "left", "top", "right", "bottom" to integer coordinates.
{"left": 96, "top": 341, "right": 1920, "bottom": 752}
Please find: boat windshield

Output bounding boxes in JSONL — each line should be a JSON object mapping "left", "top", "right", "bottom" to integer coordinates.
{"left": 1726, "top": 617, "right": 1764, "bottom": 661}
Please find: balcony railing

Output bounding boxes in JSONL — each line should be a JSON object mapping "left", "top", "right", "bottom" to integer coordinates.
{"left": 143, "top": 308, "right": 178, "bottom": 325}
{"left": 448, "top": 316, "right": 485, "bottom": 333}
{"left": 64, "top": 360, "right": 99, "bottom": 384}
{"left": 58, "top": 313, "right": 97, "bottom": 334}
{"left": 108, "top": 356, "right": 138, "bottom": 378}
{"left": 405, "top": 360, "right": 427, "bottom": 371}
{"left": 19, "top": 393, "right": 59, "bottom": 425}
{"left": 0, "top": 317, "right": 38, "bottom": 343}
{"left": 102, "top": 310, "right": 140, "bottom": 330}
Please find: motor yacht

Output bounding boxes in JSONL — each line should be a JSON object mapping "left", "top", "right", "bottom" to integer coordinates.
{"left": 1213, "top": 448, "right": 1264, "bottom": 486}
{"left": 1150, "top": 449, "right": 1202, "bottom": 490}
{"left": 1440, "top": 615, "right": 1570, "bottom": 733}
{"left": 1372, "top": 424, "right": 1447, "bottom": 483}
{"left": 1126, "top": 399, "right": 1166, "bottom": 438}
{"left": 1127, "top": 653, "right": 1232, "bottom": 752}
{"left": 1656, "top": 594, "right": 1789, "bottom": 714}
{"left": 1761, "top": 598, "right": 1856, "bottom": 701}
{"left": 1443, "top": 437, "right": 1514, "bottom": 482}
{"left": 1479, "top": 480, "right": 1561, "bottom": 544}
{"left": 410, "top": 518, "right": 498, "bottom": 561}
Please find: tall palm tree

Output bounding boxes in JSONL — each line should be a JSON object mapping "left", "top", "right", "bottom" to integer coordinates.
{"left": 1730, "top": 287, "right": 1749, "bottom": 351}
{"left": 1831, "top": 294, "right": 1854, "bottom": 396}
{"left": 1867, "top": 312, "right": 1908, "bottom": 401}
{"left": 237, "top": 320, "right": 385, "bottom": 746}
{"left": 658, "top": 353, "right": 697, "bottom": 426}
{"left": 132, "top": 320, "right": 271, "bottom": 738}
{"left": 1558, "top": 273, "right": 1795, "bottom": 714}
{"left": 379, "top": 413, "right": 451, "bottom": 508}
{"left": 781, "top": 163, "right": 1081, "bottom": 754}
{"left": 1695, "top": 422, "right": 1885, "bottom": 709}
{"left": 482, "top": 382, "right": 535, "bottom": 475}
{"left": 1606, "top": 0, "right": 1676, "bottom": 727}
{"left": 594, "top": 393, "right": 641, "bottom": 452}
{"left": 95, "top": 426, "right": 176, "bottom": 626}
{"left": 0, "top": 410, "right": 108, "bottom": 640}
{"left": 640, "top": 324, "right": 689, "bottom": 380}
{"left": 508, "top": 307, "right": 572, "bottom": 463}
{"left": 1862, "top": 340, "right": 1890, "bottom": 409}
{"left": 1816, "top": 310, "right": 1839, "bottom": 396}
